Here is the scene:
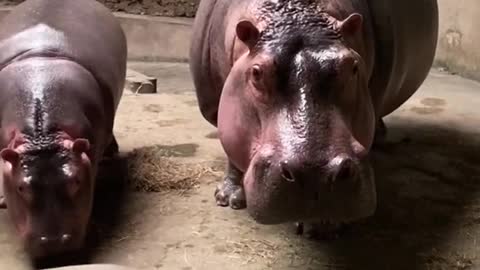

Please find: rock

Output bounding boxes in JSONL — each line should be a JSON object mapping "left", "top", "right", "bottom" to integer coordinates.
{"left": 125, "top": 69, "right": 157, "bottom": 94}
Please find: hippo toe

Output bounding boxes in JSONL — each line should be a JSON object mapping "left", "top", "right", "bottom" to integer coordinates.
{"left": 214, "top": 161, "right": 246, "bottom": 209}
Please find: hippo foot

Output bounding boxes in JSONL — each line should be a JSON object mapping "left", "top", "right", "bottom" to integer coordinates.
{"left": 214, "top": 181, "right": 246, "bottom": 209}
{"left": 295, "top": 221, "right": 349, "bottom": 241}
{"left": 214, "top": 161, "right": 246, "bottom": 209}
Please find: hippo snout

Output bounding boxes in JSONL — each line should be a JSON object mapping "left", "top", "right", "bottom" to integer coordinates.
{"left": 27, "top": 232, "right": 82, "bottom": 258}
{"left": 38, "top": 233, "right": 72, "bottom": 245}
{"left": 244, "top": 150, "right": 376, "bottom": 225}
{"left": 280, "top": 154, "right": 360, "bottom": 187}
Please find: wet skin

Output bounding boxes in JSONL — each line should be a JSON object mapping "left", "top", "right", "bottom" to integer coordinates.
{"left": 0, "top": 0, "right": 126, "bottom": 258}
{"left": 190, "top": 0, "right": 438, "bottom": 231}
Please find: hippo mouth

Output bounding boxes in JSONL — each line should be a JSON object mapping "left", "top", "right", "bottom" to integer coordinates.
{"left": 242, "top": 148, "right": 377, "bottom": 225}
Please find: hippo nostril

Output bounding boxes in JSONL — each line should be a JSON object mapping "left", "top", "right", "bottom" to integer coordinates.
{"left": 280, "top": 161, "right": 295, "bottom": 182}
{"left": 333, "top": 157, "right": 357, "bottom": 182}
{"left": 61, "top": 234, "right": 72, "bottom": 243}
{"left": 39, "top": 236, "right": 48, "bottom": 244}
{"left": 38, "top": 234, "right": 72, "bottom": 245}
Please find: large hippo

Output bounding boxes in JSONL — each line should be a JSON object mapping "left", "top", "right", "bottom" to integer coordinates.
{"left": 0, "top": 0, "right": 127, "bottom": 258}
{"left": 190, "top": 0, "right": 438, "bottom": 227}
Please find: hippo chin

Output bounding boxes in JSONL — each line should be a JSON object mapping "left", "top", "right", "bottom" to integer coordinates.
{"left": 0, "top": 0, "right": 126, "bottom": 258}
{"left": 190, "top": 0, "right": 438, "bottom": 227}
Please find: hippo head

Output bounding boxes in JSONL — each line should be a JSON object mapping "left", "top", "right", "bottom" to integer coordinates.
{"left": 0, "top": 137, "right": 93, "bottom": 258}
{"left": 218, "top": 3, "right": 376, "bottom": 224}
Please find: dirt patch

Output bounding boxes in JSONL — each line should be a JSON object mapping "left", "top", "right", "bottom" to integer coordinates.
{"left": 205, "top": 131, "right": 219, "bottom": 139}
{"left": 156, "top": 119, "right": 189, "bottom": 127}
{"left": 126, "top": 144, "right": 209, "bottom": 193}
{"left": 421, "top": 97, "right": 447, "bottom": 107}
{"left": 410, "top": 106, "right": 444, "bottom": 115}
{"left": 144, "top": 104, "right": 163, "bottom": 113}
{"left": 0, "top": 0, "right": 200, "bottom": 17}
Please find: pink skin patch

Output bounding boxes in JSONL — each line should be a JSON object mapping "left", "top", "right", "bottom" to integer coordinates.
{"left": 243, "top": 144, "right": 275, "bottom": 195}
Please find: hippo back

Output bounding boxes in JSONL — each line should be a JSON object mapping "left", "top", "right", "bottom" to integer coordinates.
{"left": 189, "top": 0, "right": 249, "bottom": 126}
{"left": 0, "top": 0, "right": 127, "bottom": 110}
{"left": 365, "top": 0, "right": 439, "bottom": 116}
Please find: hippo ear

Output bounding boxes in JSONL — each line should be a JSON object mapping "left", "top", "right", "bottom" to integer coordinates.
{"left": 71, "top": 138, "right": 90, "bottom": 155}
{"left": 236, "top": 20, "right": 260, "bottom": 49}
{"left": 0, "top": 148, "right": 20, "bottom": 168}
{"left": 338, "top": 13, "right": 363, "bottom": 36}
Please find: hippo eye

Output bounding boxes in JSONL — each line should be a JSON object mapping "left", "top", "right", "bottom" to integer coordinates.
{"left": 251, "top": 64, "right": 263, "bottom": 82}
{"left": 16, "top": 182, "right": 32, "bottom": 202}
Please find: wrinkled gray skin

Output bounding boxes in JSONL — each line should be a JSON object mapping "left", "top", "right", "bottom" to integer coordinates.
{"left": 0, "top": 0, "right": 126, "bottom": 258}
{"left": 190, "top": 0, "right": 438, "bottom": 230}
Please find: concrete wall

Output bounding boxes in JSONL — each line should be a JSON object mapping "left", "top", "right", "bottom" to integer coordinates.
{"left": 0, "top": 0, "right": 479, "bottom": 80}
{"left": 116, "top": 14, "right": 192, "bottom": 62}
{"left": 434, "top": 0, "right": 480, "bottom": 81}
{"left": 0, "top": 8, "right": 194, "bottom": 62}
{"left": 0, "top": 0, "right": 199, "bottom": 17}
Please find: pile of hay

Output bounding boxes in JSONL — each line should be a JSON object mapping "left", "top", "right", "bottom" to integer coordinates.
{"left": 126, "top": 145, "right": 211, "bottom": 193}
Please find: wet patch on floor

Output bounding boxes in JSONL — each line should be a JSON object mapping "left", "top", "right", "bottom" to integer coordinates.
{"left": 184, "top": 100, "right": 199, "bottom": 107}
{"left": 421, "top": 97, "right": 447, "bottom": 107}
{"left": 143, "top": 104, "right": 164, "bottom": 113}
{"left": 205, "top": 131, "right": 219, "bottom": 139}
{"left": 410, "top": 106, "right": 444, "bottom": 115}
{"left": 156, "top": 119, "right": 189, "bottom": 127}
{"left": 411, "top": 97, "right": 447, "bottom": 115}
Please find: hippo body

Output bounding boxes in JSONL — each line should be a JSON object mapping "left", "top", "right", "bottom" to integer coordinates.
{"left": 0, "top": 0, "right": 127, "bottom": 258}
{"left": 190, "top": 0, "right": 438, "bottom": 225}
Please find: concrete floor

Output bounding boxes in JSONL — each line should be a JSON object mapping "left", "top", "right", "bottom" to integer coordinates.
{"left": 2, "top": 62, "right": 480, "bottom": 270}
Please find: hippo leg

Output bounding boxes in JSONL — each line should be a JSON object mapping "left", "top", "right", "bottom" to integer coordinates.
{"left": 372, "top": 118, "right": 387, "bottom": 147}
{"left": 0, "top": 197, "right": 5, "bottom": 208}
{"left": 97, "top": 135, "right": 126, "bottom": 186}
{"left": 214, "top": 161, "right": 246, "bottom": 209}
{"left": 103, "top": 135, "right": 119, "bottom": 159}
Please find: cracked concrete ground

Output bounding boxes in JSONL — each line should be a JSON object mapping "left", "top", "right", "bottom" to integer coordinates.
{"left": 1, "top": 62, "right": 480, "bottom": 270}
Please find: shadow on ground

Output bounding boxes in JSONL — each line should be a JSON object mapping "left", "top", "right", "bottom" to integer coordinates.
{"left": 29, "top": 117, "right": 480, "bottom": 269}
{"left": 295, "top": 118, "right": 480, "bottom": 270}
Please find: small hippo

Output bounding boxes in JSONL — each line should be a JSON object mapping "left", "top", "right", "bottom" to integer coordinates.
{"left": 190, "top": 0, "right": 438, "bottom": 227}
{"left": 0, "top": 0, "right": 127, "bottom": 258}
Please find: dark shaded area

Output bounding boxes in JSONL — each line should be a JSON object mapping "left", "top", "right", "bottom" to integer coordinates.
{"left": 0, "top": 0, "right": 200, "bottom": 17}
{"left": 293, "top": 118, "right": 480, "bottom": 269}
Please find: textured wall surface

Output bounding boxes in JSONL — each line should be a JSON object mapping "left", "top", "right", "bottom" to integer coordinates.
{"left": 0, "top": 0, "right": 199, "bottom": 17}
{"left": 434, "top": 0, "right": 480, "bottom": 81}
{"left": 1, "top": 0, "right": 479, "bottom": 80}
